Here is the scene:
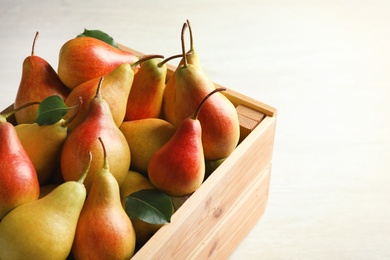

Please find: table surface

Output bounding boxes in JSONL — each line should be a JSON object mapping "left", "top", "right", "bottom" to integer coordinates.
{"left": 1, "top": 1, "right": 389, "bottom": 259}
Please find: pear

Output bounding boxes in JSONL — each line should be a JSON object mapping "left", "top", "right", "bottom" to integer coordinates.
{"left": 120, "top": 170, "right": 156, "bottom": 206}
{"left": 0, "top": 151, "right": 91, "bottom": 260}
{"left": 168, "top": 22, "right": 240, "bottom": 161}
{"left": 120, "top": 118, "right": 176, "bottom": 175}
{"left": 119, "top": 170, "right": 163, "bottom": 249}
{"left": 64, "top": 63, "right": 134, "bottom": 132}
{"left": 0, "top": 118, "right": 40, "bottom": 220}
{"left": 61, "top": 77, "right": 131, "bottom": 192}
{"left": 162, "top": 20, "right": 200, "bottom": 124}
{"left": 14, "top": 32, "right": 70, "bottom": 125}
{"left": 161, "top": 72, "right": 177, "bottom": 124}
{"left": 124, "top": 57, "right": 167, "bottom": 121}
{"left": 15, "top": 118, "right": 69, "bottom": 185}
{"left": 72, "top": 137, "right": 136, "bottom": 260}
{"left": 58, "top": 36, "right": 139, "bottom": 89}
{"left": 205, "top": 157, "right": 227, "bottom": 178}
{"left": 148, "top": 88, "right": 225, "bottom": 197}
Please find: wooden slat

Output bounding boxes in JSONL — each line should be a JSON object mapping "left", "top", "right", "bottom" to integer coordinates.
{"left": 236, "top": 104, "right": 266, "bottom": 143}
{"left": 187, "top": 164, "right": 271, "bottom": 259}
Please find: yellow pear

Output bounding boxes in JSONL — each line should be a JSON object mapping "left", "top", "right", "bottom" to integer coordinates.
{"left": 0, "top": 152, "right": 91, "bottom": 260}
{"left": 120, "top": 170, "right": 156, "bottom": 207}
{"left": 64, "top": 63, "right": 134, "bottom": 132}
{"left": 120, "top": 118, "right": 175, "bottom": 175}
{"left": 15, "top": 119, "right": 68, "bottom": 185}
{"left": 120, "top": 170, "right": 163, "bottom": 250}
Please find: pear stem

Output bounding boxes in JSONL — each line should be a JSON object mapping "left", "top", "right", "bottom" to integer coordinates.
{"left": 131, "top": 54, "right": 165, "bottom": 68}
{"left": 31, "top": 31, "right": 39, "bottom": 56}
{"left": 180, "top": 22, "right": 189, "bottom": 68}
{"left": 192, "top": 87, "right": 227, "bottom": 120}
{"left": 95, "top": 77, "right": 104, "bottom": 99}
{"left": 1, "top": 101, "right": 41, "bottom": 119}
{"left": 158, "top": 53, "right": 186, "bottom": 67}
{"left": 78, "top": 150, "right": 92, "bottom": 184}
{"left": 186, "top": 19, "right": 195, "bottom": 54}
{"left": 98, "top": 137, "right": 110, "bottom": 171}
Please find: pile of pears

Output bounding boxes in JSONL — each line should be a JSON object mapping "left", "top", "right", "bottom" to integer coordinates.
{"left": 0, "top": 20, "right": 240, "bottom": 259}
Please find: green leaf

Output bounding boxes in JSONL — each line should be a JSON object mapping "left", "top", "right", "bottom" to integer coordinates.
{"left": 77, "top": 28, "right": 118, "bottom": 48}
{"left": 34, "top": 95, "right": 70, "bottom": 125}
{"left": 125, "top": 189, "right": 173, "bottom": 225}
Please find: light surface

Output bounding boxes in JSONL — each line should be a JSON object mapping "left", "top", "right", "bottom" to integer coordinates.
{"left": 1, "top": 1, "right": 390, "bottom": 259}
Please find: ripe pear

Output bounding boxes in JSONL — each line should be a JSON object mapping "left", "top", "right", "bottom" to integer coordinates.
{"left": 15, "top": 118, "right": 68, "bottom": 185}
{"left": 161, "top": 72, "right": 177, "bottom": 124}
{"left": 120, "top": 170, "right": 164, "bottom": 249}
{"left": 58, "top": 36, "right": 139, "bottom": 89}
{"left": 0, "top": 118, "right": 40, "bottom": 220}
{"left": 124, "top": 57, "right": 167, "bottom": 121}
{"left": 162, "top": 20, "right": 200, "bottom": 124}
{"left": 0, "top": 152, "right": 91, "bottom": 260}
{"left": 120, "top": 170, "right": 156, "bottom": 206}
{"left": 14, "top": 32, "right": 70, "bottom": 125}
{"left": 61, "top": 77, "right": 131, "bottom": 192}
{"left": 169, "top": 22, "right": 240, "bottom": 161}
{"left": 205, "top": 157, "right": 227, "bottom": 178}
{"left": 72, "top": 137, "right": 136, "bottom": 260}
{"left": 64, "top": 63, "right": 134, "bottom": 132}
{"left": 148, "top": 88, "right": 225, "bottom": 197}
{"left": 120, "top": 118, "right": 176, "bottom": 175}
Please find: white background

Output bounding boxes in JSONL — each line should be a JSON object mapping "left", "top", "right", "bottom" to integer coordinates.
{"left": 1, "top": 1, "right": 390, "bottom": 259}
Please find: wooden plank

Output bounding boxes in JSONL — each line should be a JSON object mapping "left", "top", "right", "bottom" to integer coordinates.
{"left": 236, "top": 104, "right": 266, "bottom": 143}
{"left": 187, "top": 164, "right": 271, "bottom": 259}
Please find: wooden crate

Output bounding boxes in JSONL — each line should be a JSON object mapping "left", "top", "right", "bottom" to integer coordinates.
{"left": 1, "top": 46, "right": 277, "bottom": 259}
{"left": 120, "top": 46, "right": 278, "bottom": 259}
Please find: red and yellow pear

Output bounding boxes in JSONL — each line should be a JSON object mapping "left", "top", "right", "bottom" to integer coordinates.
{"left": 162, "top": 20, "right": 201, "bottom": 124}
{"left": 0, "top": 116, "right": 40, "bottom": 220}
{"left": 58, "top": 36, "right": 139, "bottom": 89}
{"left": 148, "top": 88, "right": 226, "bottom": 197}
{"left": 61, "top": 77, "right": 131, "bottom": 192}
{"left": 165, "top": 22, "right": 240, "bottom": 161}
{"left": 14, "top": 32, "right": 70, "bottom": 124}
{"left": 124, "top": 56, "right": 167, "bottom": 121}
{"left": 72, "top": 137, "right": 136, "bottom": 259}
